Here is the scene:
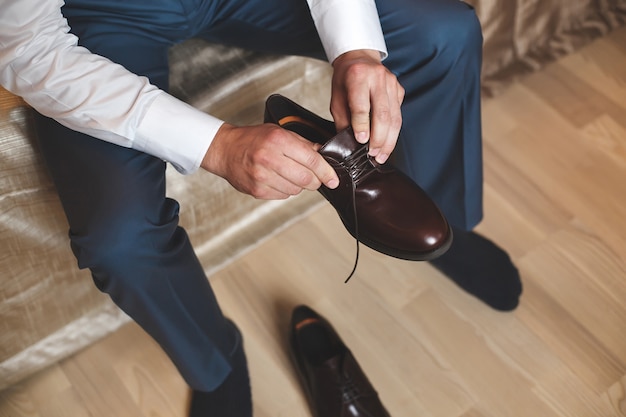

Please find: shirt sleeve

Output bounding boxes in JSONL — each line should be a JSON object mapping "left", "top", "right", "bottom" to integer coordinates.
{"left": 306, "top": 0, "right": 388, "bottom": 63}
{"left": 0, "top": 0, "right": 219, "bottom": 174}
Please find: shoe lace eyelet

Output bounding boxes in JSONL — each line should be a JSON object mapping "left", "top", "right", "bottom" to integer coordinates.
{"left": 337, "top": 374, "right": 361, "bottom": 403}
{"left": 340, "top": 146, "right": 372, "bottom": 185}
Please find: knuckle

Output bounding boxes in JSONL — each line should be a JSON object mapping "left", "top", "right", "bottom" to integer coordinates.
{"left": 250, "top": 185, "right": 265, "bottom": 199}
{"left": 382, "top": 141, "right": 396, "bottom": 155}
{"left": 298, "top": 170, "right": 315, "bottom": 187}
{"left": 264, "top": 129, "right": 285, "bottom": 147}
{"left": 282, "top": 184, "right": 302, "bottom": 198}
{"left": 309, "top": 150, "right": 322, "bottom": 165}
{"left": 249, "top": 165, "right": 267, "bottom": 184}
{"left": 346, "top": 62, "right": 368, "bottom": 79}
{"left": 304, "top": 151, "right": 322, "bottom": 170}
{"left": 350, "top": 100, "right": 370, "bottom": 117}
{"left": 375, "top": 108, "right": 391, "bottom": 123}
{"left": 250, "top": 147, "right": 272, "bottom": 169}
{"left": 398, "top": 85, "right": 406, "bottom": 98}
{"left": 391, "top": 114, "right": 403, "bottom": 130}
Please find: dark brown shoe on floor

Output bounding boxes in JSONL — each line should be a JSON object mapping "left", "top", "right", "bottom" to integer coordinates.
{"left": 264, "top": 94, "right": 452, "bottom": 266}
{"left": 289, "top": 305, "right": 391, "bottom": 417}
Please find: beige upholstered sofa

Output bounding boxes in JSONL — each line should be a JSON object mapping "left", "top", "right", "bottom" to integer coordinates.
{"left": 1, "top": 0, "right": 624, "bottom": 390}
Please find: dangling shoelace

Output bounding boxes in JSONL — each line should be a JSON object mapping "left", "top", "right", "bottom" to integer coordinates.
{"left": 343, "top": 181, "right": 360, "bottom": 283}
{"left": 341, "top": 146, "right": 374, "bottom": 283}
{"left": 277, "top": 115, "right": 368, "bottom": 284}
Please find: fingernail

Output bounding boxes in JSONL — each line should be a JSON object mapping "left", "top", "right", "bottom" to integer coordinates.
{"left": 369, "top": 147, "right": 380, "bottom": 157}
{"left": 376, "top": 153, "right": 388, "bottom": 164}
{"left": 328, "top": 178, "right": 339, "bottom": 189}
{"left": 355, "top": 131, "right": 368, "bottom": 143}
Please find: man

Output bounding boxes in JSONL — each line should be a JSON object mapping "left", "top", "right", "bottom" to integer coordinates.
{"left": 0, "top": 0, "right": 522, "bottom": 415}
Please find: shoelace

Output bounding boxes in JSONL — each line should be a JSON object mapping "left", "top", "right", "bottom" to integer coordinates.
{"left": 340, "top": 146, "right": 373, "bottom": 283}
{"left": 343, "top": 146, "right": 373, "bottom": 185}
{"left": 343, "top": 178, "right": 360, "bottom": 283}
{"left": 337, "top": 373, "right": 362, "bottom": 403}
{"left": 276, "top": 115, "right": 364, "bottom": 283}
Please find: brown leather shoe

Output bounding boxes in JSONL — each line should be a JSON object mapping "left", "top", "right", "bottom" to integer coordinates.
{"left": 289, "top": 305, "right": 391, "bottom": 417}
{"left": 264, "top": 94, "right": 452, "bottom": 265}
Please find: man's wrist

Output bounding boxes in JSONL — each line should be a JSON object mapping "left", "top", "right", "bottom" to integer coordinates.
{"left": 332, "top": 49, "right": 382, "bottom": 67}
{"left": 201, "top": 122, "right": 235, "bottom": 175}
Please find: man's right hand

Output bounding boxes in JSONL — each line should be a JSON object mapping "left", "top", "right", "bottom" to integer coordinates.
{"left": 201, "top": 123, "right": 339, "bottom": 200}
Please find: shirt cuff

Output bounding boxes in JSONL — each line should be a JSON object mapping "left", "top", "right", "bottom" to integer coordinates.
{"left": 134, "top": 92, "right": 223, "bottom": 175}
{"left": 308, "top": 0, "right": 388, "bottom": 63}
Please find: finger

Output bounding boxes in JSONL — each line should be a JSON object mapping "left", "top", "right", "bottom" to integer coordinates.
{"left": 371, "top": 82, "right": 404, "bottom": 164}
{"left": 347, "top": 88, "right": 372, "bottom": 144}
{"left": 368, "top": 92, "right": 390, "bottom": 157}
{"left": 273, "top": 156, "right": 322, "bottom": 191}
{"left": 375, "top": 121, "right": 400, "bottom": 165}
{"left": 286, "top": 138, "right": 339, "bottom": 189}
{"left": 330, "top": 95, "right": 350, "bottom": 132}
{"left": 255, "top": 186, "right": 292, "bottom": 200}
{"left": 247, "top": 165, "right": 303, "bottom": 199}
{"left": 397, "top": 82, "right": 406, "bottom": 104}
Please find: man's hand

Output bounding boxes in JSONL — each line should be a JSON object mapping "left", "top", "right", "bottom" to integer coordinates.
{"left": 201, "top": 123, "right": 339, "bottom": 200}
{"left": 331, "top": 49, "right": 405, "bottom": 164}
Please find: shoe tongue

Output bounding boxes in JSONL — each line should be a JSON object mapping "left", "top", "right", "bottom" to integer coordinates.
{"left": 322, "top": 349, "right": 346, "bottom": 371}
{"left": 319, "top": 127, "right": 365, "bottom": 160}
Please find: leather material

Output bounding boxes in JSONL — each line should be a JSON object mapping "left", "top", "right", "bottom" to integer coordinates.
{"left": 289, "top": 305, "right": 391, "bottom": 417}
{"left": 264, "top": 94, "right": 452, "bottom": 261}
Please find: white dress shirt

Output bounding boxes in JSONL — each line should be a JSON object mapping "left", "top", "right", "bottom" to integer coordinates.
{"left": 0, "top": 0, "right": 386, "bottom": 174}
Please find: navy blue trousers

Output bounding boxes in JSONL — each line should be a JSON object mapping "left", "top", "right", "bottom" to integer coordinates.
{"left": 35, "top": 0, "right": 483, "bottom": 391}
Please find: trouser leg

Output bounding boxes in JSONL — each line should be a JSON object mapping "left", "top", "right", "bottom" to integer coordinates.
{"left": 376, "top": 0, "right": 484, "bottom": 231}
{"left": 36, "top": 2, "right": 238, "bottom": 391}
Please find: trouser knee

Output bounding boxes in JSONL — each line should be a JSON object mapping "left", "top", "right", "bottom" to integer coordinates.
{"left": 381, "top": 0, "right": 483, "bottom": 79}
{"left": 438, "top": 2, "right": 483, "bottom": 57}
{"left": 421, "top": 4, "right": 482, "bottom": 74}
{"left": 69, "top": 197, "right": 183, "bottom": 294}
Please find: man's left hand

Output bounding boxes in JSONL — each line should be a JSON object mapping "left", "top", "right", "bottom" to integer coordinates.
{"left": 331, "top": 49, "right": 405, "bottom": 164}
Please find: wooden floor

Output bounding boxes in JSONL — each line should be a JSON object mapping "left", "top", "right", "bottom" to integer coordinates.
{"left": 2, "top": 27, "right": 626, "bottom": 417}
